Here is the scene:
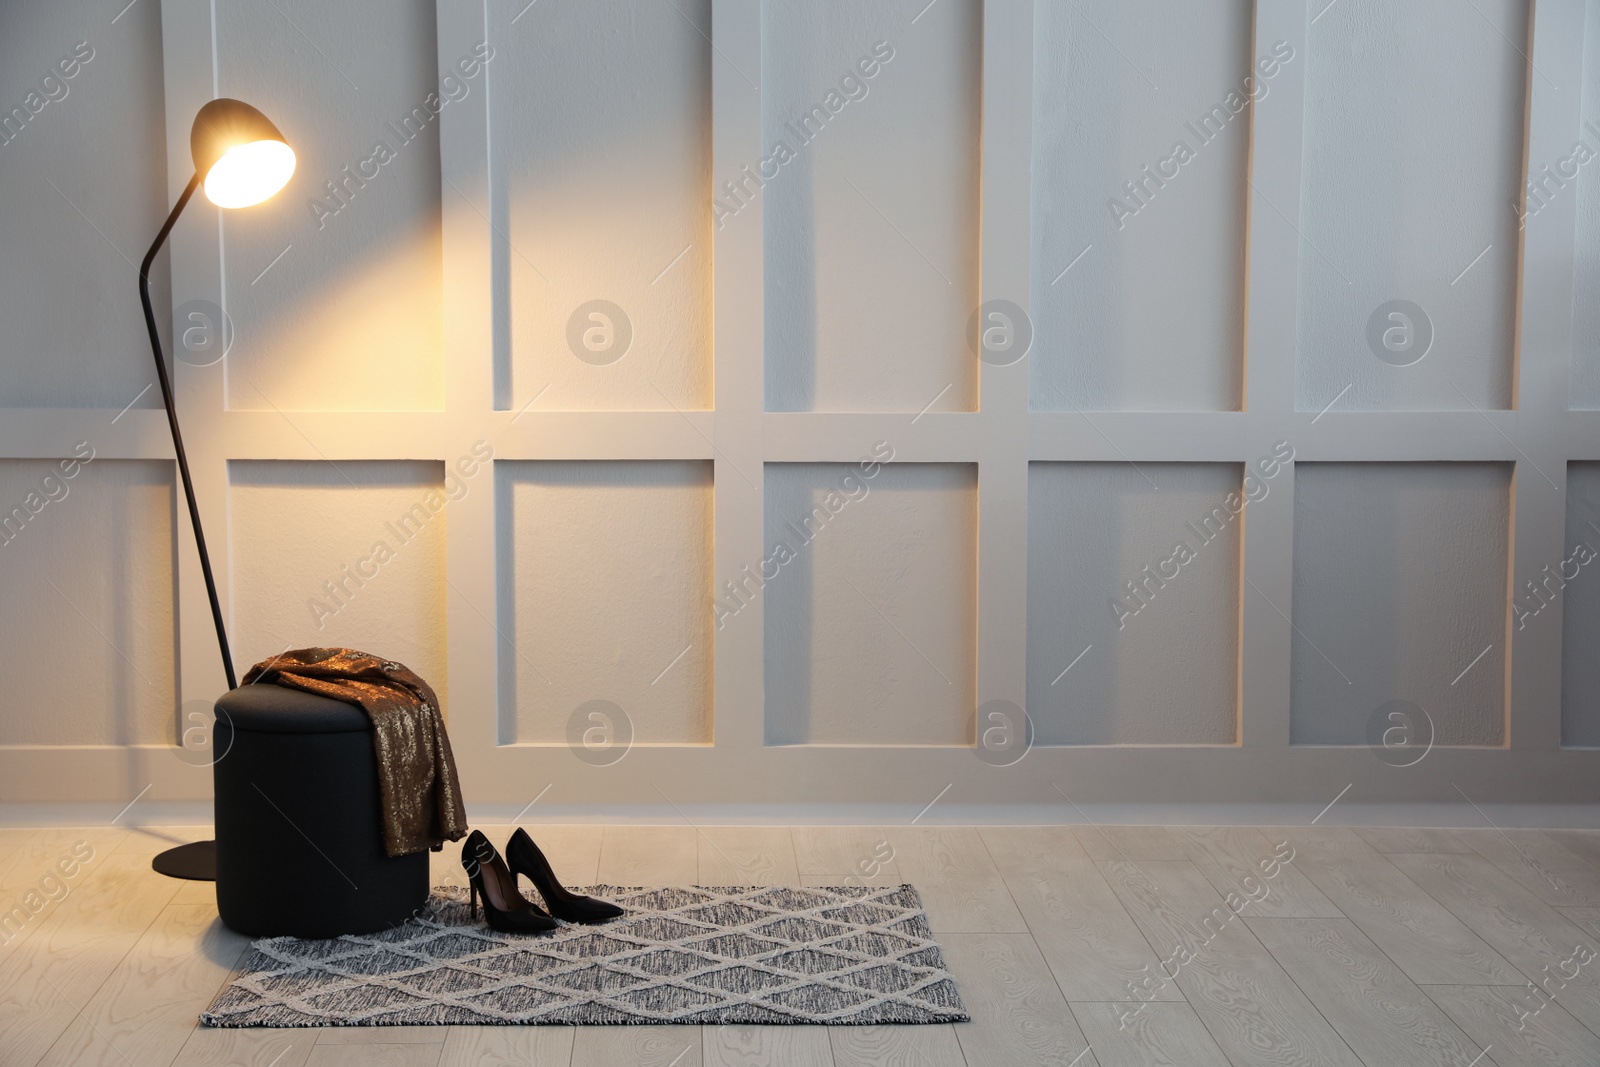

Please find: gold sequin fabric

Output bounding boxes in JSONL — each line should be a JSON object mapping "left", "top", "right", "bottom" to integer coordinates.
{"left": 242, "top": 648, "right": 469, "bottom": 857}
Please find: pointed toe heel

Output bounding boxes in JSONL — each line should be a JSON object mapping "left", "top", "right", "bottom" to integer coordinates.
{"left": 506, "top": 827, "right": 624, "bottom": 923}
{"left": 460, "top": 829, "right": 558, "bottom": 935}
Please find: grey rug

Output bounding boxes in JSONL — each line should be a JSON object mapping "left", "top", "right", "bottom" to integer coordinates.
{"left": 202, "top": 884, "right": 967, "bottom": 1027}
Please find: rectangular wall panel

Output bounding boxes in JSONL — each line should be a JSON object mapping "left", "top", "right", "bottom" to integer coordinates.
{"left": 0, "top": 0, "right": 168, "bottom": 408}
{"left": 495, "top": 0, "right": 712, "bottom": 412}
{"left": 229, "top": 460, "right": 451, "bottom": 700}
{"left": 1029, "top": 0, "right": 1250, "bottom": 413}
{"left": 1027, "top": 462, "right": 1242, "bottom": 745}
{"left": 218, "top": 0, "right": 445, "bottom": 412}
{"left": 1562, "top": 463, "right": 1600, "bottom": 744}
{"left": 0, "top": 457, "right": 174, "bottom": 745}
{"left": 1572, "top": 4, "right": 1600, "bottom": 409}
{"left": 1295, "top": 0, "right": 1525, "bottom": 412}
{"left": 764, "top": 461, "right": 976, "bottom": 745}
{"left": 1291, "top": 462, "right": 1510, "bottom": 746}
{"left": 496, "top": 461, "right": 713, "bottom": 746}
{"left": 762, "top": 0, "right": 980, "bottom": 413}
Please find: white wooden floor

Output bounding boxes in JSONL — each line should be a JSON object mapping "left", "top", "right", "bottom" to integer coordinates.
{"left": 5, "top": 822, "right": 1600, "bottom": 1066}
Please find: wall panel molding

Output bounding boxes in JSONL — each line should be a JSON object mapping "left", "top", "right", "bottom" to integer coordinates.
{"left": 3, "top": 0, "right": 1600, "bottom": 809}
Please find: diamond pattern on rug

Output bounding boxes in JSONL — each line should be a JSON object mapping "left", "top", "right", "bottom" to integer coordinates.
{"left": 201, "top": 883, "right": 967, "bottom": 1027}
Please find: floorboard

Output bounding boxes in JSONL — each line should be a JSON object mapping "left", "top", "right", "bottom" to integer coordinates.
{"left": 170, "top": 1029, "right": 320, "bottom": 1067}
{"left": 1546, "top": 830, "right": 1600, "bottom": 876}
{"left": 0, "top": 852, "right": 179, "bottom": 1065}
{"left": 1353, "top": 827, "right": 1476, "bottom": 854}
{"left": 1388, "top": 850, "right": 1600, "bottom": 1037}
{"left": 1279, "top": 828, "right": 1524, "bottom": 984}
{"left": 0, "top": 828, "right": 46, "bottom": 888}
{"left": 1071, "top": 1001, "right": 1231, "bottom": 1067}
{"left": 827, "top": 1024, "right": 965, "bottom": 1067}
{"left": 701, "top": 1024, "right": 831, "bottom": 1067}
{"left": 1074, "top": 825, "right": 1190, "bottom": 862}
{"left": 1424, "top": 983, "right": 1600, "bottom": 1067}
{"left": 981, "top": 826, "right": 1184, "bottom": 1002}
{"left": 1458, "top": 829, "right": 1600, "bottom": 908}
{"left": 1246, "top": 916, "right": 1491, "bottom": 1066}
{"left": 169, "top": 879, "right": 217, "bottom": 906}
{"left": 941, "top": 932, "right": 1097, "bottom": 1067}
{"left": 112, "top": 826, "right": 215, "bottom": 865}
{"left": 0, "top": 828, "right": 122, "bottom": 962}
{"left": 1555, "top": 904, "right": 1600, "bottom": 942}
{"left": 304, "top": 1044, "right": 444, "bottom": 1066}
{"left": 317, "top": 1024, "right": 451, "bottom": 1043}
{"left": 10, "top": 822, "right": 1600, "bottom": 1067}
{"left": 1099, "top": 858, "right": 1364, "bottom": 1067}
{"left": 881, "top": 827, "right": 1026, "bottom": 934}
{"left": 1174, "top": 826, "right": 1342, "bottom": 918}
{"left": 571, "top": 1024, "right": 701, "bottom": 1067}
{"left": 34, "top": 903, "right": 248, "bottom": 1067}
{"left": 596, "top": 826, "right": 697, "bottom": 885}
{"left": 438, "top": 1024, "right": 575, "bottom": 1066}
{"left": 792, "top": 827, "right": 902, "bottom": 888}
{"left": 695, "top": 827, "right": 800, "bottom": 886}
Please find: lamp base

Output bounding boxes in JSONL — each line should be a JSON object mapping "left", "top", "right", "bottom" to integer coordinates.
{"left": 151, "top": 839, "right": 216, "bottom": 881}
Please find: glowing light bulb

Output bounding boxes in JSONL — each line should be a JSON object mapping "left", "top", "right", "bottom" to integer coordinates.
{"left": 202, "top": 139, "right": 296, "bottom": 208}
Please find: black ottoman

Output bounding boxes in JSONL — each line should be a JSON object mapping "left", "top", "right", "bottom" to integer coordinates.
{"left": 213, "top": 685, "right": 429, "bottom": 938}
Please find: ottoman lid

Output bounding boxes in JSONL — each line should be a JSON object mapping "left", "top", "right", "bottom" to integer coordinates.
{"left": 215, "top": 684, "right": 372, "bottom": 734}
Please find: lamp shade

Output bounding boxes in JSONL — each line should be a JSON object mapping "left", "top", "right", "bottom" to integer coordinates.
{"left": 190, "top": 98, "right": 295, "bottom": 209}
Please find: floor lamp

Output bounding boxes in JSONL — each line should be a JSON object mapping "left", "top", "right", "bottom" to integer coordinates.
{"left": 141, "top": 98, "right": 295, "bottom": 880}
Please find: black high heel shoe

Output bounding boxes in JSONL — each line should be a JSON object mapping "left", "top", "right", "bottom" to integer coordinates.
{"left": 506, "top": 827, "right": 624, "bottom": 923}
{"left": 461, "top": 830, "right": 558, "bottom": 934}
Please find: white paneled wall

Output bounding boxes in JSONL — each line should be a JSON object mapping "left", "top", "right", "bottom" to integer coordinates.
{"left": 2, "top": 0, "right": 1600, "bottom": 811}
{"left": 1290, "top": 463, "right": 1511, "bottom": 746}
{"left": 496, "top": 0, "right": 713, "bottom": 412}
{"left": 1575, "top": 0, "right": 1600, "bottom": 410}
{"left": 1295, "top": 0, "right": 1525, "bottom": 412}
{"left": 0, "top": 459, "right": 175, "bottom": 746}
{"left": 763, "top": 0, "right": 980, "bottom": 413}
{"left": 218, "top": 0, "right": 446, "bottom": 412}
{"left": 496, "top": 460, "right": 713, "bottom": 745}
{"left": 1030, "top": 0, "right": 1250, "bottom": 412}
{"left": 1027, "top": 462, "right": 1242, "bottom": 746}
{"left": 0, "top": 1, "right": 168, "bottom": 408}
{"left": 228, "top": 460, "right": 451, "bottom": 696}
{"left": 764, "top": 462, "right": 977, "bottom": 745}
{"left": 1564, "top": 462, "right": 1600, "bottom": 745}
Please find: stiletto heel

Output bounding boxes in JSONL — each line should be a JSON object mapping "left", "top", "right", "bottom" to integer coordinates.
{"left": 506, "top": 827, "right": 623, "bottom": 923}
{"left": 459, "top": 830, "right": 557, "bottom": 934}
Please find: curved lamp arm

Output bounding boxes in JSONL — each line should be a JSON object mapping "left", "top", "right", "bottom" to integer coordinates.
{"left": 138, "top": 171, "right": 237, "bottom": 690}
